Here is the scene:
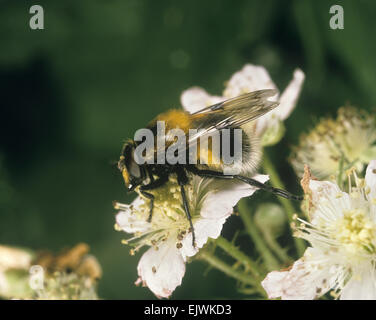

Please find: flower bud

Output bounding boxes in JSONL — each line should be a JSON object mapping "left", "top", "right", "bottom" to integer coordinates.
{"left": 254, "top": 203, "right": 286, "bottom": 236}
{"left": 261, "top": 119, "right": 286, "bottom": 147}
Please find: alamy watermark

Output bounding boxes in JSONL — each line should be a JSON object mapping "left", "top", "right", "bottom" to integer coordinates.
{"left": 329, "top": 5, "right": 344, "bottom": 30}
{"left": 29, "top": 4, "right": 344, "bottom": 31}
{"left": 29, "top": 5, "right": 44, "bottom": 30}
{"left": 29, "top": 265, "right": 44, "bottom": 291}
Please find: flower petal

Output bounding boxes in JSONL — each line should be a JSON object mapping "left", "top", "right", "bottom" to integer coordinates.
{"left": 309, "top": 180, "right": 342, "bottom": 202}
{"left": 199, "top": 174, "right": 269, "bottom": 220}
{"left": 365, "top": 160, "right": 376, "bottom": 201}
{"left": 276, "top": 69, "right": 305, "bottom": 121}
{"left": 180, "top": 174, "right": 269, "bottom": 259}
{"left": 0, "top": 245, "right": 33, "bottom": 270}
{"left": 309, "top": 179, "right": 351, "bottom": 221}
{"left": 261, "top": 270, "right": 289, "bottom": 299}
{"left": 224, "top": 64, "right": 278, "bottom": 98}
{"left": 262, "top": 258, "right": 319, "bottom": 300}
{"left": 180, "top": 216, "right": 227, "bottom": 259}
{"left": 262, "top": 259, "right": 315, "bottom": 300}
{"left": 255, "top": 69, "right": 304, "bottom": 136}
{"left": 180, "top": 87, "right": 223, "bottom": 114}
{"left": 136, "top": 239, "right": 185, "bottom": 298}
{"left": 115, "top": 197, "right": 151, "bottom": 234}
{"left": 0, "top": 272, "right": 8, "bottom": 295}
{"left": 341, "top": 268, "right": 376, "bottom": 300}
{"left": 262, "top": 248, "right": 330, "bottom": 300}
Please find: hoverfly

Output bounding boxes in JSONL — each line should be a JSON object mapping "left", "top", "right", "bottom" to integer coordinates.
{"left": 118, "top": 89, "right": 302, "bottom": 246}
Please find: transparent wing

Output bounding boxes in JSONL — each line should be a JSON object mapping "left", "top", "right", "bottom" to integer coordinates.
{"left": 188, "top": 89, "right": 278, "bottom": 144}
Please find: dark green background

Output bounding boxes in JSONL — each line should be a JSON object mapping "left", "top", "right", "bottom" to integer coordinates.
{"left": 0, "top": 0, "right": 375, "bottom": 299}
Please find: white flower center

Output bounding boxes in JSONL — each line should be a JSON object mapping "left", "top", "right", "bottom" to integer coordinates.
{"left": 116, "top": 177, "right": 198, "bottom": 254}
{"left": 335, "top": 209, "right": 376, "bottom": 255}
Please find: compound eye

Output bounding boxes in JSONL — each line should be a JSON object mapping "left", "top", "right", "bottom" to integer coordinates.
{"left": 128, "top": 159, "right": 141, "bottom": 179}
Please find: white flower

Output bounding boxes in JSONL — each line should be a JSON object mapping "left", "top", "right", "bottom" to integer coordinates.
{"left": 181, "top": 64, "right": 305, "bottom": 146}
{"left": 34, "top": 272, "right": 99, "bottom": 300}
{"left": 262, "top": 161, "right": 376, "bottom": 300}
{"left": 0, "top": 245, "right": 33, "bottom": 271}
{"left": 0, "top": 245, "right": 33, "bottom": 298}
{"left": 115, "top": 174, "right": 268, "bottom": 298}
{"left": 290, "top": 107, "right": 376, "bottom": 180}
{"left": 0, "top": 243, "right": 101, "bottom": 300}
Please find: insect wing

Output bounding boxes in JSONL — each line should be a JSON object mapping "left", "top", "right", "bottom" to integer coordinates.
{"left": 188, "top": 89, "right": 279, "bottom": 144}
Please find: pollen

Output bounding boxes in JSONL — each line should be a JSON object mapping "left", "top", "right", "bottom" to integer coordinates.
{"left": 335, "top": 209, "right": 376, "bottom": 255}
{"left": 116, "top": 177, "right": 196, "bottom": 253}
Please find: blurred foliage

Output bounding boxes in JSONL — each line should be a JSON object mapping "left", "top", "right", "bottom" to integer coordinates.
{"left": 0, "top": 0, "right": 375, "bottom": 299}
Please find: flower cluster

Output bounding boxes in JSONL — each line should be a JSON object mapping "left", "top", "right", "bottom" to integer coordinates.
{"left": 114, "top": 64, "right": 306, "bottom": 298}
{"left": 1, "top": 60, "right": 374, "bottom": 300}
{"left": 262, "top": 162, "right": 376, "bottom": 299}
{"left": 114, "top": 62, "right": 376, "bottom": 300}
{"left": 0, "top": 243, "right": 101, "bottom": 300}
{"left": 0, "top": 245, "right": 33, "bottom": 299}
{"left": 290, "top": 107, "right": 376, "bottom": 180}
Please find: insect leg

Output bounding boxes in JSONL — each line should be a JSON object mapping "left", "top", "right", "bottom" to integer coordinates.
{"left": 139, "top": 190, "right": 155, "bottom": 222}
{"left": 235, "top": 175, "right": 303, "bottom": 201}
{"left": 178, "top": 180, "right": 196, "bottom": 248}
{"left": 187, "top": 167, "right": 303, "bottom": 201}
{"left": 140, "top": 175, "right": 169, "bottom": 222}
{"left": 176, "top": 168, "right": 196, "bottom": 248}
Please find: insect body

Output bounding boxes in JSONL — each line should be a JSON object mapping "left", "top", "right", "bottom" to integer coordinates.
{"left": 118, "top": 89, "right": 302, "bottom": 246}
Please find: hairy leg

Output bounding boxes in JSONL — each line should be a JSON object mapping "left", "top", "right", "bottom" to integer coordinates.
{"left": 176, "top": 167, "right": 196, "bottom": 247}
{"left": 140, "top": 175, "right": 169, "bottom": 222}
{"left": 187, "top": 167, "right": 303, "bottom": 201}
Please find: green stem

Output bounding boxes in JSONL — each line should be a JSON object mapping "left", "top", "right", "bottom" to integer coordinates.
{"left": 260, "top": 229, "right": 293, "bottom": 265}
{"left": 337, "top": 153, "right": 345, "bottom": 189}
{"left": 199, "top": 250, "right": 266, "bottom": 297}
{"left": 262, "top": 152, "right": 306, "bottom": 256}
{"left": 216, "top": 236, "right": 262, "bottom": 280}
{"left": 238, "top": 200, "right": 280, "bottom": 271}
